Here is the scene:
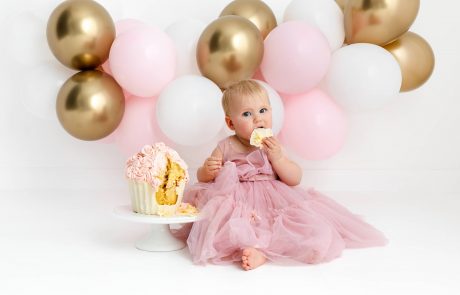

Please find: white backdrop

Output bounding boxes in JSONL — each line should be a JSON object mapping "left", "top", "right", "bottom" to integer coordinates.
{"left": 1, "top": 2, "right": 460, "bottom": 295}
{"left": 0, "top": 0, "right": 458, "bottom": 192}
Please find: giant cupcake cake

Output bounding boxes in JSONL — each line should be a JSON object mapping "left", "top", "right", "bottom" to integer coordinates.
{"left": 125, "top": 142, "right": 191, "bottom": 216}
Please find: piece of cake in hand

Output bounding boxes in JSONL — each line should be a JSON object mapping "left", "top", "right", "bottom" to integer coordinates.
{"left": 250, "top": 128, "right": 273, "bottom": 148}
{"left": 125, "top": 142, "right": 189, "bottom": 216}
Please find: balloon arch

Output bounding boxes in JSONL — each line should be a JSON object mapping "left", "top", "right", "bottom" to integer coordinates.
{"left": 45, "top": 0, "right": 434, "bottom": 161}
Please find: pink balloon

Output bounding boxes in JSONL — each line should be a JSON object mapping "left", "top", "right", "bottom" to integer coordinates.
{"left": 100, "top": 66, "right": 135, "bottom": 98}
{"left": 95, "top": 90, "right": 133, "bottom": 145}
{"left": 115, "top": 19, "right": 147, "bottom": 35}
{"left": 114, "top": 96, "right": 168, "bottom": 157}
{"left": 280, "top": 89, "right": 347, "bottom": 160}
{"left": 101, "top": 19, "right": 148, "bottom": 76}
{"left": 252, "top": 67, "right": 265, "bottom": 81}
{"left": 122, "top": 89, "right": 133, "bottom": 98}
{"left": 96, "top": 130, "right": 117, "bottom": 144}
{"left": 109, "top": 26, "right": 176, "bottom": 97}
{"left": 261, "top": 21, "right": 331, "bottom": 95}
{"left": 101, "top": 60, "right": 112, "bottom": 76}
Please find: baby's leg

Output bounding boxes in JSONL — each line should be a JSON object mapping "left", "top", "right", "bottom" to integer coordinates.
{"left": 241, "top": 248, "right": 267, "bottom": 271}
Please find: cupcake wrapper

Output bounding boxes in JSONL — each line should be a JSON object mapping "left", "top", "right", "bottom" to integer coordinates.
{"left": 128, "top": 180, "right": 157, "bottom": 215}
{"left": 128, "top": 180, "right": 185, "bottom": 216}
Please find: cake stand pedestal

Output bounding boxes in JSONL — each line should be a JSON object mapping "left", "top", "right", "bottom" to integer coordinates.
{"left": 113, "top": 205, "right": 199, "bottom": 252}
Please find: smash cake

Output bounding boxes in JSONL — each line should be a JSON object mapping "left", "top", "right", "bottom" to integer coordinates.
{"left": 125, "top": 142, "right": 198, "bottom": 217}
{"left": 250, "top": 128, "right": 273, "bottom": 148}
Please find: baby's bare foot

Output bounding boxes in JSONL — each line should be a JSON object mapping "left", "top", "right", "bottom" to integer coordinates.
{"left": 241, "top": 248, "right": 266, "bottom": 271}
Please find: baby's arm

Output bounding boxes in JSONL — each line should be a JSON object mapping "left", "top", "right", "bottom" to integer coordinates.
{"left": 197, "top": 147, "right": 223, "bottom": 183}
{"left": 270, "top": 156, "right": 302, "bottom": 186}
{"left": 262, "top": 137, "right": 302, "bottom": 186}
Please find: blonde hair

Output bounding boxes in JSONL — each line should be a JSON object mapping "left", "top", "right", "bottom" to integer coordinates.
{"left": 222, "top": 80, "right": 269, "bottom": 116}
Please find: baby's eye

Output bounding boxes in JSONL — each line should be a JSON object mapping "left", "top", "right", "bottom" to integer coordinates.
{"left": 259, "top": 108, "right": 268, "bottom": 114}
{"left": 242, "top": 111, "right": 251, "bottom": 117}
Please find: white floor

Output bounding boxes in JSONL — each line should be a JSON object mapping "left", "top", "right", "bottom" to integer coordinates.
{"left": 1, "top": 189, "right": 459, "bottom": 295}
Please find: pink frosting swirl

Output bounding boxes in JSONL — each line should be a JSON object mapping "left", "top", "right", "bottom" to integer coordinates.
{"left": 125, "top": 142, "right": 189, "bottom": 188}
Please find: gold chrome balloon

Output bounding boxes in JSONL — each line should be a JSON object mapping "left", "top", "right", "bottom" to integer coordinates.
{"left": 47, "top": 0, "right": 115, "bottom": 70}
{"left": 345, "top": 0, "right": 420, "bottom": 45}
{"left": 336, "top": 0, "right": 347, "bottom": 11}
{"left": 384, "top": 32, "right": 435, "bottom": 92}
{"left": 220, "top": 0, "right": 277, "bottom": 39}
{"left": 56, "top": 70, "right": 125, "bottom": 141}
{"left": 197, "top": 16, "right": 264, "bottom": 89}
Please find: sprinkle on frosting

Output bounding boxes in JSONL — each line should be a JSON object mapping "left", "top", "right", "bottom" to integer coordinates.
{"left": 125, "top": 142, "right": 189, "bottom": 188}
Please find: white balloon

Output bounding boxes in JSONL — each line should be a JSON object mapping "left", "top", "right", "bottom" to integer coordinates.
{"left": 323, "top": 44, "right": 402, "bottom": 112}
{"left": 93, "top": 0, "right": 124, "bottom": 21}
{"left": 22, "top": 62, "right": 75, "bottom": 120}
{"left": 284, "top": 0, "right": 344, "bottom": 51}
{"left": 4, "top": 12, "right": 54, "bottom": 67}
{"left": 28, "top": 0, "right": 123, "bottom": 24}
{"left": 165, "top": 19, "right": 206, "bottom": 77}
{"left": 156, "top": 75, "right": 224, "bottom": 146}
{"left": 253, "top": 80, "right": 285, "bottom": 135}
{"left": 27, "top": 0, "right": 62, "bottom": 21}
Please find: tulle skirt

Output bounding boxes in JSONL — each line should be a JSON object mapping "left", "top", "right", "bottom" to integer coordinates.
{"left": 174, "top": 162, "right": 387, "bottom": 265}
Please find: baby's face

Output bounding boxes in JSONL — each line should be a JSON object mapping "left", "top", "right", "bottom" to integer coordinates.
{"left": 227, "top": 94, "right": 272, "bottom": 141}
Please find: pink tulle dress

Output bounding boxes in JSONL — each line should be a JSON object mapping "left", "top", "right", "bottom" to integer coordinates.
{"left": 177, "top": 137, "right": 387, "bottom": 265}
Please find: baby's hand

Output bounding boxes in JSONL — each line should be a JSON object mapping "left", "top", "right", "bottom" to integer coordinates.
{"left": 261, "top": 137, "right": 284, "bottom": 163}
{"left": 203, "top": 156, "right": 223, "bottom": 179}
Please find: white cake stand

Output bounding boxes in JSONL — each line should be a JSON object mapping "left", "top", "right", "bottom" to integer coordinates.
{"left": 113, "top": 205, "right": 199, "bottom": 252}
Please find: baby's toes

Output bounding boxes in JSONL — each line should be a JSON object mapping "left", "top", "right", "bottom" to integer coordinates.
{"left": 241, "top": 261, "right": 248, "bottom": 269}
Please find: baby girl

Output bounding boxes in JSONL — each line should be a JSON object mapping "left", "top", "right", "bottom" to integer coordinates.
{"left": 177, "top": 80, "right": 386, "bottom": 271}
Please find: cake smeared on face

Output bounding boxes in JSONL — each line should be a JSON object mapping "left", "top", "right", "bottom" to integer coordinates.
{"left": 155, "top": 159, "right": 186, "bottom": 205}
